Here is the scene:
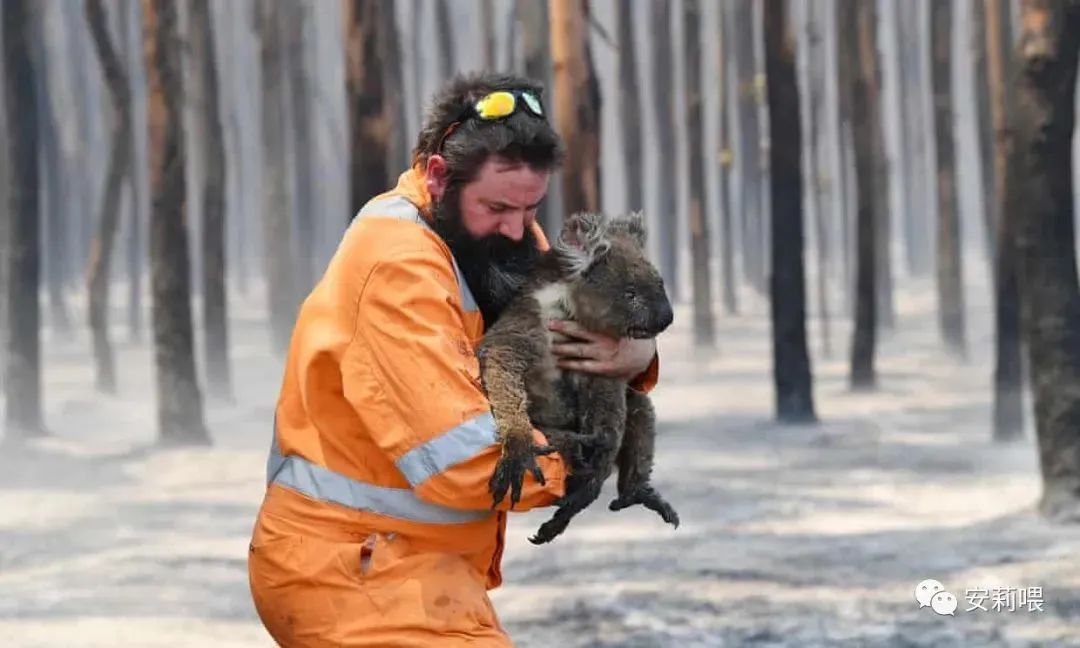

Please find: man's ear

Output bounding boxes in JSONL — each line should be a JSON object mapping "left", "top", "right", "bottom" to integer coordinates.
{"left": 426, "top": 155, "right": 449, "bottom": 201}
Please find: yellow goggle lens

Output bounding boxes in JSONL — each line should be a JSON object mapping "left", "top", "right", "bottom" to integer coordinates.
{"left": 474, "top": 91, "right": 517, "bottom": 119}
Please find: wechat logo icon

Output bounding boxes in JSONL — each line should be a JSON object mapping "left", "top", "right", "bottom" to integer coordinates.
{"left": 915, "top": 579, "right": 957, "bottom": 616}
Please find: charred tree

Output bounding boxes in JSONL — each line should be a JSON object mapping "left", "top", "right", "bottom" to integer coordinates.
{"left": 144, "top": 0, "right": 209, "bottom": 445}
{"left": 259, "top": 0, "right": 298, "bottom": 355}
{"left": 481, "top": 0, "right": 497, "bottom": 70}
{"left": 648, "top": 0, "right": 678, "bottom": 299}
{"left": 616, "top": 0, "right": 642, "bottom": 212}
{"left": 869, "top": 3, "right": 894, "bottom": 332}
{"left": 804, "top": 1, "right": 829, "bottom": 354}
{"left": 85, "top": 0, "right": 131, "bottom": 394}
{"left": 973, "top": 0, "right": 998, "bottom": 261}
{"left": 191, "top": 0, "right": 231, "bottom": 400}
{"left": 380, "top": 0, "right": 407, "bottom": 174}
{"left": 848, "top": 0, "right": 879, "bottom": 390}
{"left": 285, "top": 1, "right": 315, "bottom": 291}
{"left": 931, "top": 0, "right": 967, "bottom": 357}
{"left": 682, "top": 0, "right": 715, "bottom": 347}
{"left": 733, "top": 0, "right": 766, "bottom": 294}
{"left": 765, "top": 0, "right": 815, "bottom": 421}
{"left": 434, "top": 0, "right": 456, "bottom": 78}
{"left": 1012, "top": 0, "right": 1080, "bottom": 520}
{"left": 3, "top": 0, "right": 45, "bottom": 439}
{"left": 719, "top": 1, "right": 738, "bottom": 315}
{"left": 122, "top": 0, "right": 144, "bottom": 342}
{"left": 986, "top": 0, "right": 1023, "bottom": 442}
{"left": 550, "top": 0, "right": 601, "bottom": 215}
{"left": 344, "top": 0, "right": 395, "bottom": 217}
{"left": 516, "top": 0, "right": 557, "bottom": 233}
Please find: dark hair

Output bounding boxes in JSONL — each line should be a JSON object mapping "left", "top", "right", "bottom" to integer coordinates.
{"left": 413, "top": 72, "right": 564, "bottom": 186}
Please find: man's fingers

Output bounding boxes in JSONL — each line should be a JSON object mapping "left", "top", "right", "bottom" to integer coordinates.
{"left": 548, "top": 319, "right": 605, "bottom": 342}
{"left": 551, "top": 342, "right": 593, "bottom": 359}
{"left": 557, "top": 358, "right": 608, "bottom": 374}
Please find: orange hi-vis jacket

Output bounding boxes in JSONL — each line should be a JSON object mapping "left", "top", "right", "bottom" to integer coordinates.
{"left": 249, "top": 167, "right": 659, "bottom": 647}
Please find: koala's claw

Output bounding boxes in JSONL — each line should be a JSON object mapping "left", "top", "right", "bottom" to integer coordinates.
{"left": 609, "top": 485, "right": 680, "bottom": 528}
{"left": 489, "top": 438, "right": 553, "bottom": 510}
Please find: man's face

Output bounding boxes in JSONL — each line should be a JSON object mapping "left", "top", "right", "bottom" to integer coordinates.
{"left": 428, "top": 156, "right": 550, "bottom": 325}
{"left": 454, "top": 157, "right": 549, "bottom": 240}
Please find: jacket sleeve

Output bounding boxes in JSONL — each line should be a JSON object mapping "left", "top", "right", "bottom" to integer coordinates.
{"left": 628, "top": 352, "right": 660, "bottom": 393}
{"left": 344, "top": 246, "right": 566, "bottom": 512}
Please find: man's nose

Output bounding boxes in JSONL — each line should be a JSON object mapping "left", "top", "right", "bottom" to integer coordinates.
{"left": 497, "top": 217, "right": 525, "bottom": 242}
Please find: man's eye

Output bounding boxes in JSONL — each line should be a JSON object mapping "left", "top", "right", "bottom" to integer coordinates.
{"left": 490, "top": 204, "right": 508, "bottom": 214}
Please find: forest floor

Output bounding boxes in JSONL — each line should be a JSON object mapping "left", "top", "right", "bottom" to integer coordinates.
{"left": 2, "top": 275, "right": 1079, "bottom": 647}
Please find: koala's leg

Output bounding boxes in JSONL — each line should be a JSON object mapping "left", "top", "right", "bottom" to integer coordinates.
{"left": 479, "top": 347, "right": 555, "bottom": 509}
{"left": 529, "top": 378, "right": 625, "bottom": 544}
{"left": 608, "top": 390, "right": 679, "bottom": 527}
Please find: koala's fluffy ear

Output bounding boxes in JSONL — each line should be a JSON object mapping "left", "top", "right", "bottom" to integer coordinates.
{"left": 609, "top": 211, "right": 647, "bottom": 248}
{"left": 554, "top": 211, "right": 611, "bottom": 276}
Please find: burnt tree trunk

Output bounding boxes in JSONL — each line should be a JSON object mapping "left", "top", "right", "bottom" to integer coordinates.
{"left": 987, "top": 0, "right": 1024, "bottom": 442}
{"left": 517, "top": 0, "right": 557, "bottom": 233}
{"left": 122, "top": 0, "right": 144, "bottom": 342}
{"left": 550, "top": 0, "right": 601, "bottom": 215}
{"left": 481, "top": 0, "right": 496, "bottom": 70}
{"left": 973, "top": 0, "right": 998, "bottom": 261}
{"left": 344, "top": 0, "right": 394, "bottom": 217}
{"left": 648, "top": 0, "right": 678, "bottom": 300}
{"left": 804, "top": 1, "right": 828, "bottom": 354}
{"left": 931, "top": 0, "right": 967, "bottom": 356}
{"left": 848, "top": 0, "right": 879, "bottom": 390}
{"left": 259, "top": 0, "right": 298, "bottom": 355}
{"left": 1012, "top": 0, "right": 1080, "bottom": 520}
{"left": 900, "top": 0, "right": 931, "bottom": 276}
{"left": 683, "top": 0, "right": 715, "bottom": 347}
{"left": 765, "top": 0, "right": 815, "bottom": 422}
{"left": 616, "top": 0, "right": 642, "bottom": 212}
{"left": 3, "top": 0, "right": 45, "bottom": 439}
{"left": 734, "top": 0, "right": 766, "bottom": 294}
{"left": 434, "top": 0, "right": 455, "bottom": 78}
{"left": 380, "top": 0, "right": 407, "bottom": 174}
{"left": 144, "top": 0, "right": 209, "bottom": 445}
{"left": 85, "top": 0, "right": 131, "bottom": 394}
{"left": 719, "top": 1, "right": 738, "bottom": 315}
{"left": 869, "top": 5, "right": 894, "bottom": 332}
{"left": 285, "top": 1, "right": 315, "bottom": 291}
{"left": 192, "top": 0, "right": 231, "bottom": 400}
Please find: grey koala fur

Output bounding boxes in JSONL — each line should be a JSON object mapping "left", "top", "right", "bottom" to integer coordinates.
{"left": 478, "top": 211, "right": 679, "bottom": 544}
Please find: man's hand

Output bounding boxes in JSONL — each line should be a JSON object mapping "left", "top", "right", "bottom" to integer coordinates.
{"left": 548, "top": 320, "right": 656, "bottom": 381}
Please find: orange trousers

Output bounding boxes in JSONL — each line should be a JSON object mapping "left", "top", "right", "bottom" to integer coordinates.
{"left": 248, "top": 487, "right": 513, "bottom": 647}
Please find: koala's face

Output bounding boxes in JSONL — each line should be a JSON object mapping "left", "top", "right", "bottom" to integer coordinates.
{"left": 558, "top": 213, "right": 674, "bottom": 340}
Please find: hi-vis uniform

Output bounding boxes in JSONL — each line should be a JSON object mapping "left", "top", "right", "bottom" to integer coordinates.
{"left": 249, "top": 167, "right": 659, "bottom": 647}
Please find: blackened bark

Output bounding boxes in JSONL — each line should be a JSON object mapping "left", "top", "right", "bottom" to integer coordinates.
{"left": 972, "top": 0, "right": 998, "bottom": 261}
{"left": 192, "top": 0, "right": 231, "bottom": 400}
{"left": 616, "top": 0, "right": 642, "bottom": 212}
{"left": 380, "top": 0, "right": 408, "bottom": 174}
{"left": 85, "top": 0, "right": 131, "bottom": 394}
{"left": 931, "top": 0, "right": 967, "bottom": 356}
{"left": 805, "top": 1, "right": 828, "bottom": 354}
{"left": 648, "top": 0, "right": 678, "bottom": 300}
{"left": 1012, "top": 0, "right": 1080, "bottom": 520}
{"left": 258, "top": 0, "right": 298, "bottom": 355}
{"left": 122, "top": 0, "right": 143, "bottom": 342}
{"left": 683, "top": 0, "right": 715, "bottom": 347}
{"left": 285, "top": 1, "right": 315, "bottom": 291}
{"left": 765, "top": 0, "right": 815, "bottom": 422}
{"left": 144, "top": 0, "right": 209, "bottom": 445}
{"left": 986, "top": 0, "right": 1024, "bottom": 442}
{"left": 3, "top": 0, "right": 45, "bottom": 439}
{"left": 848, "top": 0, "right": 878, "bottom": 390}
{"left": 434, "top": 0, "right": 455, "bottom": 78}
{"left": 517, "top": 0, "right": 557, "bottom": 233}
{"left": 344, "top": 0, "right": 394, "bottom": 217}
{"left": 734, "top": 0, "right": 765, "bottom": 295}
{"left": 719, "top": 1, "right": 738, "bottom": 315}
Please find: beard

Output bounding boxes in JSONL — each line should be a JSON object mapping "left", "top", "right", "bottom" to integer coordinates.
{"left": 430, "top": 190, "right": 542, "bottom": 328}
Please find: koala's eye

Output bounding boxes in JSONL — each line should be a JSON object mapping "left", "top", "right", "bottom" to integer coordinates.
{"left": 623, "top": 288, "right": 638, "bottom": 301}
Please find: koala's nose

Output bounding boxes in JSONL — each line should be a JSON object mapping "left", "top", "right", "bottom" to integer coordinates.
{"left": 656, "top": 300, "right": 674, "bottom": 331}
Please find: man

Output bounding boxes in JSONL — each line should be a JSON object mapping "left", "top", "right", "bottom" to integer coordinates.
{"left": 248, "top": 73, "right": 660, "bottom": 647}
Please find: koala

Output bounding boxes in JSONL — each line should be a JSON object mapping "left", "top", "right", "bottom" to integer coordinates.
{"left": 478, "top": 211, "right": 679, "bottom": 544}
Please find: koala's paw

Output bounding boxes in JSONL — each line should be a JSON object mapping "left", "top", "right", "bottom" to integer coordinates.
{"left": 609, "top": 484, "right": 680, "bottom": 528}
{"left": 489, "top": 433, "right": 555, "bottom": 510}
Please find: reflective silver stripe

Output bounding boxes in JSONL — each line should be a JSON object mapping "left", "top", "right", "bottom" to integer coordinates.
{"left": 395, "top": 412, "right": 499, "bottom": 486}
{"left": 267, "top": 432, "right": 491, "bottom": 525}
{"left": 353, "top": 195, "right": 479, "bottom": 313}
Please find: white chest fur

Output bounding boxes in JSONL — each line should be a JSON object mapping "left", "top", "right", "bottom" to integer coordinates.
{"left": 530, "top": 281, "right": 574, "bottom": 382}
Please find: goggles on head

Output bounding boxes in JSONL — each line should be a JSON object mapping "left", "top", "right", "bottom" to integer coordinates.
{"left": 435, "top": 89, "right": 546, "bottom": 154}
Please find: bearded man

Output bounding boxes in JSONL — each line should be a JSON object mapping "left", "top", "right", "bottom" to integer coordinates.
{"left": 248, "top": 73, "right": 660, "bottom": 647}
